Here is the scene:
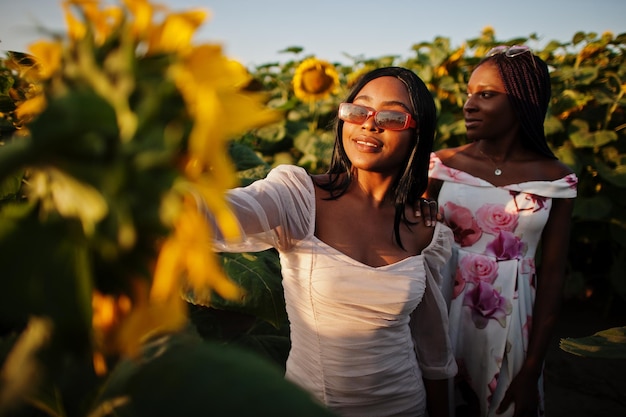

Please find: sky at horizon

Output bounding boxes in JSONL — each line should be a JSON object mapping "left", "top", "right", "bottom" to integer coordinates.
{"left": 1, "top": 0, "right": 625, "bottom": 67}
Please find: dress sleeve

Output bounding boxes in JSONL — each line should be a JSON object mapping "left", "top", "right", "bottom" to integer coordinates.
{"left": 410, "top": 222, "right": 458, "bottom": 379}
{"left": 207, "top": 165, "right": 315, "bottom": 253}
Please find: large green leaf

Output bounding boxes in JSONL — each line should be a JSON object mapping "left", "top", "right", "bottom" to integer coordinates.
{"left": 0, "top": 170, "right": 24, "bottom": 202}
{"left": 92, "top": 331, "right": 336, "bottom": 417}
{"left": 0, "top": 204, "right": 93, "bottom": 349}
{"left": 229, "top": 141, "right": 268, "bottom": 172}
{"left": 544, "top": 114, "right": 564, "bottom": 136}
{"left": 185, "top": 250, "right": 286, "bottom": 328}
{"left": 595, "top": 158, "right": 626, "bottom": 187}
{"left": 560, "top": 326, "right": 626, "bottom": 358}
{"left": 28, "top": 90, "right": 119, "bottom": 161}
{"left": 294, "top": 129, "right": 334, "bottom": 172}
{"left": 568, "top": 119, "right": 618, "bottom": 148}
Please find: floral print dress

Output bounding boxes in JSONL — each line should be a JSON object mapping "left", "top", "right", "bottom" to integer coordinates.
{"left": 429, "top": 153, "right": 578, "bottom": 417}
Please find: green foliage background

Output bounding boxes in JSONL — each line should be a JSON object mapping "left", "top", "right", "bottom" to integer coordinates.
{"left": 198, "top": 28, "right": 626, "bottom": 368}
{"left": 225, "top": 29, "right": 626, "bottom": 315}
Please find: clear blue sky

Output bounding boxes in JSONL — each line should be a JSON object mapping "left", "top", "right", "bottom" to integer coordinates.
{"left": 1, "top": 0, "right": 625, "bottom": 67}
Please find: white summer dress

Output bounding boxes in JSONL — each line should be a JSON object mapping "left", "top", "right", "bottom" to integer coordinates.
{"left": 210, "top": 165, "right": 457, "bottom": 417}
{"left": 429, "top": 153, "right": 578, "bottom": 417}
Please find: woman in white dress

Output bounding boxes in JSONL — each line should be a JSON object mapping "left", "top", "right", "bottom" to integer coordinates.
{"left": 425, "top": 47, "right": 578, "bottom": 417}
{"left": 208, "top": 67, "right": 457, "bottom": 417}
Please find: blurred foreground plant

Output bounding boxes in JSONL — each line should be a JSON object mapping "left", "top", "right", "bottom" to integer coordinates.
{"left": 0, "top": 1, "right": 336, "bottom": 416}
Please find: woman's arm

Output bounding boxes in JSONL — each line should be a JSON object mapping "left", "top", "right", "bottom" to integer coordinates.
{"left": 411, "top": 224, "right": 457, "bottom": 416}
{"left": 208, "top": 165, "right": 314, "bottom": 252}
{"left": 424, "top": 378, "right": 451, "bottom": 417}
{"left": 496, "top": 196, "right": 576, "bottom": 416}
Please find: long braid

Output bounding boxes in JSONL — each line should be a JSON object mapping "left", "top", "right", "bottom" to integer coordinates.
{"left": 481, "top": 52, "right": 557, "bottom": 159}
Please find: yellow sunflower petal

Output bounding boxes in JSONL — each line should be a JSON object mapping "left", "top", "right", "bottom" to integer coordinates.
{"left": 14, "top": 95, "right": 47, "bottom": 119}
{"left": 27, "top": 41, "right": 62, "bottom": 79}
{"left": 151, "top": 238, "right": 184, "bottom": 301}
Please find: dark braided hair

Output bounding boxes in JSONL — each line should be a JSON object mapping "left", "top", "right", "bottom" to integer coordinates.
{"left": 316, "top": 66, "right": 437, "bottom": 249}
{"left": 479, "top": 50, "right": 557, "bottom": 159}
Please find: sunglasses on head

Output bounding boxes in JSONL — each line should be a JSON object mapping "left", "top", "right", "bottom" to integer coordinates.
{"left": 338, "top": 103, "right": 417, "bottom": 131}
{"left": 485, "top": 44, "right": 531, "bottom": 58}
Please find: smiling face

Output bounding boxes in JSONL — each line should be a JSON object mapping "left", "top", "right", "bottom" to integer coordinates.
{"left": 341, "top": 76, "right": 417, "bottom": 175}
{"left": 464, "top": 61, "right": 519, "bottom": 142}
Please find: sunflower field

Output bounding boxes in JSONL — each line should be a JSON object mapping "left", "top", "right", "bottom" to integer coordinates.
{"left": 0, "top": 0, "right": 625, "bottom": 415}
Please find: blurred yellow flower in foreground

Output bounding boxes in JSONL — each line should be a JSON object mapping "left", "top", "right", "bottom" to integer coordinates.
{"left": 152, "top": 198, "right": 244, "bottom": 303}
{"left": 292, "top": 58, "right": 339, "bottom": 102}
{"left": 147, "top": 9, "right": 207, "bottom": 54}
{"left": 63, "top": 0, "right": 124, "bottom": 44}
{"left": 10, "top": 0, "right": 279, "bottom": 361}
{"left": 26, "top": 41, "right": 62, "bottom": 80}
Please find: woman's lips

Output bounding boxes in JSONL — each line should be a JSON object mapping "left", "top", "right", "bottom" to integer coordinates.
{"left": 465, "top": 119, "right": 481, "bottom": 129}
{"left": 352, "top": 137, "right": 382, "bottom": 151}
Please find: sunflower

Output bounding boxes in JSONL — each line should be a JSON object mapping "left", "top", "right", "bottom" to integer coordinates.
{"left": 292, "top": 57, "right": 339, "bottom": 102}
{"left": 1, "top": 0, "right": 279, "bottom": 361}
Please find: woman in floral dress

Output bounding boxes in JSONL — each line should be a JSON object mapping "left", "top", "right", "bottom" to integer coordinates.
{"left": 426, "top": 47, "right": 578, "bottom": 417}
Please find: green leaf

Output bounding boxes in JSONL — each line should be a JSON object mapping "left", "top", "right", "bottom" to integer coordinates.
{"left": 596, "top": 159, "right": 626, "bottom": 187}
{"left": 574, "top": 66, "right": 600, "bottom": 85}
{"left": 243, "top": 121, "right": 289, "bottom": 155}
{"left": 572, "top": 31, "right": 588, "bottom": 44}
{"left": 0, "top": 207, "right": 93, "bottom": 350}
{"left": 185, "top": 250, "right": 286, "bottom": 328}
{"left": 26, "top": 380, "right": 67, "bottom": 417}
{"left": 28, "top": 90, "right": 119, "bottom": 161}
{"left": 568, "top": 119, "right": 618, "bottom": 148}
{"left": 560, "top": 326, "right": 626, "bottom": 358}
{"left": 0, "top": 73, "right": 14, "bottom": 95}
{"left": 544, "top": 115, "right": 564, "bottom": 136}
{"left": 572, "top": 195, "right": 612, "bottom": 220}
{"left": 93, "top": 332, "right": 336, "bottom": 417}
{"left": 229, "top": 141, "right": 268, "bottom": 171}
{"left": 293, "top": 129, "right": 334, "bottom": 172}
{"left": 0, "top": 170, "right": 24, "bottom": 201}
{"left": 278, "top": 46, "right": 304, "bottom": 55}
{"left": 553, "top": 142, "right": 579, "bottom": 173}
{"left": 0, "top": 95, "right": 16, "bottom": 112}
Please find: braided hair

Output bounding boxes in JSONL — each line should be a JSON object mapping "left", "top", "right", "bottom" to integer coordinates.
{"left": 479, "top": 51, "right": 557, "bottom": 159}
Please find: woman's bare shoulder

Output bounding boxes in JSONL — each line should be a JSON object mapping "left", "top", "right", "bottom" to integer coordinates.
{"left": 523, "top": 156, "right": 574, "bottom": 181}
{"left": 548, "top": 158, "right": 575, "bottom": 178}
{"left": 435, "top": 144, "right": 476, "bottom": 171}
{"left": 435, "top": 145, "right": 470, "bottom": 160}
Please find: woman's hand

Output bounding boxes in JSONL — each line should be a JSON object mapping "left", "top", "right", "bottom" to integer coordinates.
{"left": 414, "top": 197, "right": 440, "bottom": 227}
{"left": 496, "top": 368, "right": 540, "bottom": 416}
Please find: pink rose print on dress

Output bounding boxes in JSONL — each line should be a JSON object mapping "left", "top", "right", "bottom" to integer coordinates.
{"left": 443, "top": 202, "right": 482, "bottom": 247}
{"left": 463, "top": 281, "right": 512, "bottom": 329}
{"left": 523, "top": 315, "right": 532, "bottom": 343}
{"left": 520, "top": 258, "right": 536, "bottom": 275}
{"left": 475, "top": 203, "right": 519, "bottom": 235}
{"left": 566, "top": 173, "right": 578, "bottom": 189}
{"left": 486, "top": 231, "right": 526, "bottom": 261}
{"left": 487, "top": 373, "right": 499, "bottom": 405}
{"left": 458, "top": 254, "right": 499, "bottom": 285}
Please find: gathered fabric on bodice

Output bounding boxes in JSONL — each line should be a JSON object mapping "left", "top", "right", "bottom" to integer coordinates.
{"left": 429, "top": 152, "right": 578, "bottom": 417}
{"left": 210, "top": 164, "right": 457, "bottom": 417}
